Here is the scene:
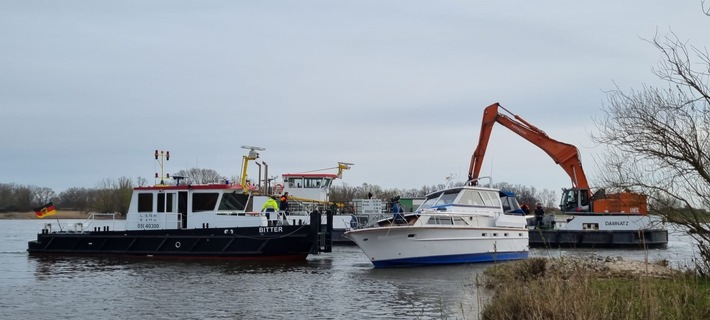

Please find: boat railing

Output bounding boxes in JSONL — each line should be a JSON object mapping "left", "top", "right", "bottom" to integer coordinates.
{"left": 48, "top": 212, "right": 121, "bottom": 233}
{"left": 348, "top": 213, "right": 389, "bottom": 230}
{"left": 466, "top": 176, "right": 493, "bottom": 187}
{"left": 81, "top": 212, "right": 121, "bottom": 231}
{"left": 288, "top": 200, "right": 334, "bottom": 214}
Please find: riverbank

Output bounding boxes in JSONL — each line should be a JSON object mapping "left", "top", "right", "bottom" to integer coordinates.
{"left": 0, "top": 211, "right": 92, "bottom": 219}
{"left": 481, "top": 256, "right": 710, "bottom": 320}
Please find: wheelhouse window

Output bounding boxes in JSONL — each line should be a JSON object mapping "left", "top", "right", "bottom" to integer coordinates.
{"left": 321, "top": 179, "right": 332, "bottom": 188}
{"left": 192, "top": 193, "right": 219, "bottom": 212}
{"left": 138, "top": 193, "right": 153, "bottom": 212}
{"left": 157, "top": 193, "right": 174, "bottom": 213}
{"left": 287, "top": 177, "right": 303, "bottom": 188}
{"left": 219, "top": 192, "right": 250, "bottom": 210}
{"left": 304, "top": 178, "right": 323, "bottom": 188}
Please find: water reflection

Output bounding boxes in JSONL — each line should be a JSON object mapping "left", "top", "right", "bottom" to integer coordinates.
{"left": 25, "top": 247, "right": 489, "bottom": 319}
{"left": 30, "top": 255, "right": 137, "bottom": 280}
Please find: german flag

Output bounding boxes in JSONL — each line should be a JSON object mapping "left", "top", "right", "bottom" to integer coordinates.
{"left": 34, "top": 202, "right": 57, "bottom": 218}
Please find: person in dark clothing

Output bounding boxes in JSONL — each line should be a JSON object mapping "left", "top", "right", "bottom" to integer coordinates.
{"left": 534, "top": 203, "right": 544, "bottom": 228}
{"left": 391, "top": 196, "right": 405, "bottom": 224}
{"left": 279, "top": 192, "right": 289, "bottom": 215}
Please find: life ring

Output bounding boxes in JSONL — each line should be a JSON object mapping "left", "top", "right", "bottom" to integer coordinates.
{"left": 274, "top": 183, "right": 284, "bottom": 194}
{"left": 175, "top": 241, "right": 181, "bottom": 248}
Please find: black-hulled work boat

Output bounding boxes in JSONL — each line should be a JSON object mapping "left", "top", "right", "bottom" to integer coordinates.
{"left": 27, "top": 147, "right": 333, "bottom": 260}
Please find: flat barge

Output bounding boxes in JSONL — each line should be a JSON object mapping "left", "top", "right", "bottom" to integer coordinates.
{"left": 527, "top": 213, "right": 668, "bottom": 249}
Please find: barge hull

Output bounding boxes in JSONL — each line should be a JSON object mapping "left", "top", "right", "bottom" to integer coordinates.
{"left": 529, "top": 229, "right": 668, "bottom": 249}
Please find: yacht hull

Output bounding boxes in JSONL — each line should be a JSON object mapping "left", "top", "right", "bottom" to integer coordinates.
{"left": 345, "top": 226, "right": 529, "bottom": 267}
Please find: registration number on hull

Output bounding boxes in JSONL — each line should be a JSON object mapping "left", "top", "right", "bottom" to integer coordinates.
{"left": 137, "top": 223, "right": 160, "bottom": 229}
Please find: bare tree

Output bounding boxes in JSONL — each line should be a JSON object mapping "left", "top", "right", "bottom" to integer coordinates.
{"left": 136, "top": 176, "right": 148, "bottom": 187}
{"left": 116, "top": 176, "right": 133, "bottom": 215}
{"left": 93, "top": 178, "right": 117, "bottom": 213}
{"left": 173, "top": 168, "right": 224, "bottom": 185}
{"left": 592, "top": 25, "right": 710, "bottom": 275}
{"left": 32, "top": 186, "right": 56, "bottom": 205}
{"left": 58, "top": 187, "right": 91, "bottom": 212}
{"left": 538, "top": 189, "right": 558, "bottom": 210}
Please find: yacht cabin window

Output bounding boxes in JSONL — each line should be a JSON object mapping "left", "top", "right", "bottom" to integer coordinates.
{"left": 192, "top": 193, "right": 219, "bottom": 212}
{"left": 501, "top": 196, "right": 512, "bottom": 212}
{"left": 427, "top": 216, "right": 453, "bottom": 225}
{"left": 138, "top": 193, "right": 153, "bottom": 212}
{"left": 459, "top": 190, "right": 485, "bottom": 206}
{"left": 481, "top": 191, "right": 501, "bottom": 207}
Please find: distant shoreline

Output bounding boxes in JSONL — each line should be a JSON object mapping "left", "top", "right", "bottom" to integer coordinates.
{"left": 0, "top": 210, "right": 96, "bottom": 220}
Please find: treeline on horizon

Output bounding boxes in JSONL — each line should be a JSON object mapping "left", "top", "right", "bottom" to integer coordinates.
{"left": 0, "top": 168, "right": 561, "bottom": 215}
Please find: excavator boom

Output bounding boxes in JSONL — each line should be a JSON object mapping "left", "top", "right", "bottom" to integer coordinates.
{"left": 468, "top": 102, "right": 647, "bottom": 215}
{"left": 468, "top": 103, "right": 589, "bottom": 190}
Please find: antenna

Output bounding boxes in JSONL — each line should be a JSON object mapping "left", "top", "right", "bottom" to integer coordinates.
{"left": 154, "top": 149, "right": 170, "bottom": 185}
{"left": 241, "top": 145, "right": 265, "bottom": 159}
{"left": 445, "top": 173, "right": 457, "bottom": 188}
{"left": 240, "top": 145, "right": 266, "bottom": 193}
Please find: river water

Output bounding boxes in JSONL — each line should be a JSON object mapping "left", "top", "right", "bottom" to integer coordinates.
{"left": 0, "top": 220, "right": 698, "bottom": 320}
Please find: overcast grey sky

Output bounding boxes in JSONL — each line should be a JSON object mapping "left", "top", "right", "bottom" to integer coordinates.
{"left": 1, "top": 1, "right": 708, "bottom": 195}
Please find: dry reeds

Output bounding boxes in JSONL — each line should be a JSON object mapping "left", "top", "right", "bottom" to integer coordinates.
{"left": 478, "top": 257, "right": 710, "bottom": 320}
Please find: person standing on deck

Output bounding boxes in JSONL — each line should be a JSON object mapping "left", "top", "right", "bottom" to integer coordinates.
{"left": 280, "top": 192, "right": 289, "bottom": 215}
{"left": 521, "top": 203, "right": 530, "bottom": 215}
{"left": 262, "top": 196, "right": 279, "bottom": 219}
{"left": 534, "top": 203, "right": 545, "bottom": 228}
{"left": 391, "top": 196, "right": 405, "bottom": 224}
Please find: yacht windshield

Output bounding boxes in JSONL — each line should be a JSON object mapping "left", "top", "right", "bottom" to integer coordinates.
{"left": 417, "top": 191, "right": 444, "bottom": 211}
{"left": 434, "top": 189, "right": 460, "bottom": 206}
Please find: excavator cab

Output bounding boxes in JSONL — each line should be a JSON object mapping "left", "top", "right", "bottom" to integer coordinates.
{"left": 560, "top": 188, "right": 591, "bottom": 213}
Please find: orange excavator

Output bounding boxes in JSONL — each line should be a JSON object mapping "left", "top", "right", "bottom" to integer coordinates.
{"left": 468, "top": 102, "right": 647, "bottom": 215}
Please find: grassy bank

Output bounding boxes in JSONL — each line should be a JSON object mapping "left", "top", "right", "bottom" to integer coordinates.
{"left": 479, "top": 256, "right": 710, "bottom": 320}
{"left": 0, "top": 211, "right": 93, "bottom": 219}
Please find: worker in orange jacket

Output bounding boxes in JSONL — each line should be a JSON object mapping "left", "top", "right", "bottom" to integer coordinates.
{"left": 279, "top": 192, "right": 289, "bottom": 215}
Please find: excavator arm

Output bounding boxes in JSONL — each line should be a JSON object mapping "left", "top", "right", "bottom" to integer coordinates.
{"left": 468, "top": 103, "right": 589, "bottom": 190}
